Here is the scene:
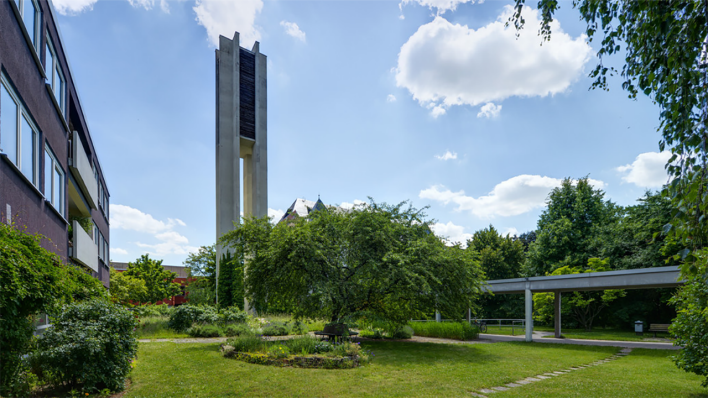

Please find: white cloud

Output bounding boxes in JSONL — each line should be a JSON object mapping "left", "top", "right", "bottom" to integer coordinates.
{"left": 280, "top": 21, "right": 306, "bottom": 42}
{"left": 340, "top": 199, "right": 367, "bottom": 210}
{"left": 617, "top": 151, "right": 671, "bottom": 188}
{"left": 387, "top": 94, "right": 397, "bottom": 102}
{"left": 126, "top": 0, "right": 170, "bottom": 12}
{"left": 112, "top": 248, "right": 129, "bottom": 256}
{"left": 502, "top": 227, "right": 519, "bottom": 237}
{"left": 430, "top": 105, "right": 446, "bottom": 118}
{"left": 477, "top": 102, "right": 501, "bottom": 118}
{"left": 431, "top": 221, "right": 472, "bottom": 247}
{"left": 419, "top": 175, "right": 606, "bottom": 218}
{"left": 110, "top": 204, "right": 197, "bottom": 256}
{"left": 268, "top": 208, "right": 285, "bottom": 223}
{"left": 52, "top": 0, "right": 98, "bottom": 15}
{"left": 400, "top": 0, "right": 478, "bottom": 14}
{"left": 395, "top": 7, "right": 592, "bottom": 116}
{"left": 435, "top": 150, "right": 457, "bottom": 161}
{"left": 194, "top": 0, "right": 263, "bottom": 48}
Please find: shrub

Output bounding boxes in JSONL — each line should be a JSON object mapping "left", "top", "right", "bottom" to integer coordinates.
{"left": 133, "top": 304, "right": 173, "bottom": 318}
{"left": 0, "top": 223, "right": 105, "bottom": 396}
{"left": 187, "top": 325, "right": 224, "bottom": 338}
{"left": 168, "top": 305, "right": 207, "bottom": 331}
{"left": 390, "top": 325, "right": 414, "bottom": 339}
{"left": 262, "top": 322, "right": 290, "bottom": 336}
{"left": 220, "top": 307, "right": 248, "bottom": 324}
{"left": 223, "top": 324, "right": 253, "bottom": 337}
{"left": 313, "top": 341, "right": 335, "bottom": 354}
{"left": 196, "top": 306, "right": 220, "bottom": 325}
{"left": 332, "top": 341, "right": 362, "bottom": 357}
{"left": 290, "top": 321, "right": 309, "bottom": 335}
{"left": 227, "top": 335, "right": 265, "bottom": 353}
{"left": 409, "top": 322, "right": 479, "bottom": 341}
{"left": 34, "top": 299, "right": 138, "bottom": 392}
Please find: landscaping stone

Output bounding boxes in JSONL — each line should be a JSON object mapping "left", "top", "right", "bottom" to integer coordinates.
{"left": 515, "top": 380, "right": 533, "bottom": 385}
{"left": 524, "top": 377, "right": 542, "bottom": 382}
{"left": 479, "top": 388, "right": 497, "bottom": 394}
{"left": 470, "top": 392, "right": 487, "bottom": 397}
{"left": 491, "top": 386, "right": 509, "bottom": 391}
{"left": 505, "top": 383, "right": 522, "bottom": 387}
{"left": 536, "top": 375, "right": 550, "bottom": 379}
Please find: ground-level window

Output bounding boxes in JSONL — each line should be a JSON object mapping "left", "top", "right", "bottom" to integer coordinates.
{"left": 44, "top": 145, "right": 64, "bottom": 216}
{"left": 1, "top": 74, "right": 39, "bottom": 187}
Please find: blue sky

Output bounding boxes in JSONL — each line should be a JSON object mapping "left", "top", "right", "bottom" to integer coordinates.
{"left": 53, "top": 0, "right": 669, "bottom": 266}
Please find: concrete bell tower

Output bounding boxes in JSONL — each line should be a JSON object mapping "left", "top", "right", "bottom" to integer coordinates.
{"left": 215, "top": 32, "right": 267, "bottom": 311}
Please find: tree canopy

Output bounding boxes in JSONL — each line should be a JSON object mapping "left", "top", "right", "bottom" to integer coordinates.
{"left": 123, "top": 254, "right": 181, "bottom": 304}
{"left": 184, "top": 245, "right": 218, "bottom": 306}
{"left": 221, "top": 200, "right": 485, "bottom": 325}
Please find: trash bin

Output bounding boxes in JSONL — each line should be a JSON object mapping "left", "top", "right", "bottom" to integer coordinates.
{"left": 635, "top": 321, "right": 644, "bottom": 336}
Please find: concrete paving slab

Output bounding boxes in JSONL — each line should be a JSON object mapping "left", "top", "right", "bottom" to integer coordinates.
{"left": 492, "top": 387, "right": 510, "bottom": 392}
{"left": 505, "top": 383, "right": 523, "bottom": 388}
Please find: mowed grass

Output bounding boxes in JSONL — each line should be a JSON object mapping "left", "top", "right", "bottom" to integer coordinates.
{"left": 493, "top": 348, "right": 707, "bottom": 397}
{"left": 535, "top": 326, "right": 672, "bottom": 342}
{"left": 125, "top": 341, "right": 618, "bottom": 397}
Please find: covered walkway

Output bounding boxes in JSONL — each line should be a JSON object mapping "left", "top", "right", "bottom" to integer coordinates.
{"left": 486, "top": 266, "right": 683, "bottom": 342}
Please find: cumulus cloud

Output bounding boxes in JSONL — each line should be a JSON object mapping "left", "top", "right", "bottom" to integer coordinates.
{"left": 477, "top": 102, "right": 501, "bottom": 118}
{"left": 617, "top": 151, "right": 671, "bottom": 188}
{"left": 419, "top": 175, "right": 606, "bottom": 218}
{"left": 268, "top": 208, "right": 285, "bottom": 223}
{"left": 400, "top": 0, "right": 478, "bottom": 14}
{"left": 431, "top": 221, "right": 472, "bottom": 247}
{"left": 502, "top": 227, "right": 519, "bottom": 237}
{"left": 387, "top": 94, "right": 397, "bottom": 102}
{"left": 395, "top": 6, "right": 592, "bottom": 117}
{"left": 110, "top": 204, "right": 197, "bottom": 256}
{"left": 340, "top": 199, "right": 367, "bottom": 210}
{"left": 52, "top": 0, "right": 98, "bottom": 15}
{"left": 280, "top": 20, "right": 306, "bottom": 42}
{"left": 430, "top": 105, "right": 446, "bottom": 118}
{"left": 112, "top": 247, "right": 129, "bottom": 256}
{"left": 435, "top": 150, "right": 457, "bottom": 160}
{"left": 194, "top": 0, "right": 263, "bottom": 48}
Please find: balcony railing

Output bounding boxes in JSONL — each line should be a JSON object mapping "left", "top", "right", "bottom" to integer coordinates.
{"left": 68, "top": 131, "right": 98, "bottom": 209}
{"left": 69, "top": 220, "right": 98, "bottom": 272}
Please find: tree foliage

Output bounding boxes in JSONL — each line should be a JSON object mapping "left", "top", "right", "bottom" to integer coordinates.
{"left": 184, "top": 245, "right": 217, "bottom": 306}
{"left": 0, "top": 223, "right": 105, "bottom": 395}
{"left": 123, "top": 254, "right": 181, "bottom": 304}
{"left": 221, "top": 200, "right": 485, "bottom": 325}
{"left": 525, "top": 177, "right": 617, "bottom": 276}
{"left": 217, "top": 250, "right": 244, "bottom": 310}
{"left": 109, "top": 268, "right": 147, "bottom": 306}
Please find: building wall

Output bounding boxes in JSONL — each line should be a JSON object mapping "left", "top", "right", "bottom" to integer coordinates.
{"left": 0, "top": 0, "right": 110, "bottom": 286}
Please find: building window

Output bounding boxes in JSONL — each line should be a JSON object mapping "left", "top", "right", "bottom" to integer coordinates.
{"left": 44, "top": 145, "right": 64, "bottom": 216}
{"left": 93, "top": 221, "right": 99, "bottom": 244}
{"left": 45, "top": 36, "right": 65, "bottom": 115}
{"left": 15, "top": 0, "right": 40, "bottom": 51}
{"left": 1, "top": 75, "right": 39, "bottom": 186}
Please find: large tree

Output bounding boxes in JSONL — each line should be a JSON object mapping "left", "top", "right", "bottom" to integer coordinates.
{"left": 510, "top": 1, "right": 708, "bottom": 383}
{"left": 468, "top": 225, "right": 526, "bottom": 319}
{"left": 183, "top": 245, "right": 218, "bottom": 306}
{"left": 221, "top": 200, "right": 485, "bottom": 325}
{"left": 525, "top": 177, "right": 617, "bottom": 276}
{"left": 123, "top": 254, "right": 181, "bottom": 304}
{"left": 109, "top": 268, "right": 147, "bottom": 306}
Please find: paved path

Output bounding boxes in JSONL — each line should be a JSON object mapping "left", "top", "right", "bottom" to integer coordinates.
{"left": 479, "top": 333, "right": 680, "bottom": 350}
{"left": 470, "top": 348, "right": 634, "bottom": 397}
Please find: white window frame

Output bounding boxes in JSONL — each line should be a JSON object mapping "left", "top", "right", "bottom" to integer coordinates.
{"left": 16, "top": 0, "right": 40, "bottom": 51}
{"left": 45, "top": 35, "right": 65, "bottom": 116}
{"left": 44, "top": 144, "right": 64, "bottom": 217}
{"left": 1, "top": 74, "right": 39, "bottom": 187}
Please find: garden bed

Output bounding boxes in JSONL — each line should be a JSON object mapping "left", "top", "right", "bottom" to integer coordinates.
{"left": 221, "top": 345, "right": 363, "bottom": 369}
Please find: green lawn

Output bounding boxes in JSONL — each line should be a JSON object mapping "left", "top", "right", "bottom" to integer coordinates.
{"left": 493, "top": 349, "right": 707, "bottom": 397}
{"left": 535, "top": 326, "right": 672, "bottom": 342}
{"left": 482, "top": 325, "right": 527, "bottom": 336}
{"left": 122, "top": 340, "right": 701, "bottom": 397}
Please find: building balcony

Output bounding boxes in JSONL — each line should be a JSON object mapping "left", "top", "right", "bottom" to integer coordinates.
{"left": 69, "top": 219, "right": 98, "bottom": 272}
{"left": 68, "top": 131, "right": 97, "bottom": 210}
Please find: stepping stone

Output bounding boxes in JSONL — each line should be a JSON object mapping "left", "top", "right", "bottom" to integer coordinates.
{"left": 505, "top": 383, "right": 523, "bottom": 388}
{"left": 553, "top": 371, "right": 565, "bottom": 375}
{"left": 479, "top": 388, "right": 497, "bottom": 394}
{"left": 515, "top": 380, "right": 532, "bottom": 385}
{"left": 544, "top": 373, "right": 559, "bottom": 376}
{"left": 492, "top": 387, "right": 510, "bottom": 392}
{"left": 620, "top": 348, "right": 632, "bottom": 353}
{"left": 524, "top": 377, "right": 542, "bottom": 382}
{"left": 536, "top": 375, "right": 550, "bottom": 379}
{"left": 470, "top": 393, "right": 487, "bottom": 397}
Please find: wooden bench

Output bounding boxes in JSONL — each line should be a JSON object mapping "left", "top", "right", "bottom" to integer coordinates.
{"left": 314, "top": 323, "right": 359, "bottom": 341}
{"left": 648, "top": 323, "right": 670, "bottom": 337}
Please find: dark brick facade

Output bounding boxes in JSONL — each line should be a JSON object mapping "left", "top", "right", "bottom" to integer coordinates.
{"left": 0, "top": 0, "right": 110, "bottom": 287}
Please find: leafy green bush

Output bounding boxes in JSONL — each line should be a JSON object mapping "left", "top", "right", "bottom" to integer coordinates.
{"left": 226, "top": 335, "right": 265, "bottom": 353}
{"left": 284, "top": 335, "right": 319, "bottom": 355}
{"left": 220, "top": 307, "right": 248, "bottom": 324}
{"left": 390, "top": 325, "right": 414, "bottom": 339}
{"left": 187, "top": 325, "right": 223, "bottom": 338}
{"left": 168, "top": 305, "right": 207, "bottom": 331}
{"left": 266, "top": 344, "right": 291, "bottom": 359}
{"left": 34, "top": 299, "right": 138, "bottom": 392}
{"left": 409, "top": 322, "right": 479, "bottom": 340}
{"left": 360, "top": 329, "right": 384, "bottom": 339}
{"left": 133, "top": 304, "right": 173, "bottom": 317}
{"left": 332, "top": 341, "right": 362, "bottom": 357}
{"left": 223, "top": 324, "right": 253, "bottom": 337}
{"left": 0, "top": 223, "right": 105, "bottom": 396}
{"left": 262, "top": 322, "right": 290, "bottom": 336}
{"left": 290, "top": 321, "right": 309, "bottom": 335}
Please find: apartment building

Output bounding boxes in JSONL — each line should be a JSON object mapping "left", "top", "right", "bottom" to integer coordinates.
{"left": 0, "top": 0, "right": 110, "bottom": 286}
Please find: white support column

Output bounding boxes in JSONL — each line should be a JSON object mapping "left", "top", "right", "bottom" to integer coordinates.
{"left": 525, "top": 287, "right": 533, "bottom": 342}
{"left": 435, "top": 311, "right": 441, "bottom": 322}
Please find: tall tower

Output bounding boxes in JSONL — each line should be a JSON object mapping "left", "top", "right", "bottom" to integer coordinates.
{"left": 215, "top": 32, "right": 267, "bottom": 310}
